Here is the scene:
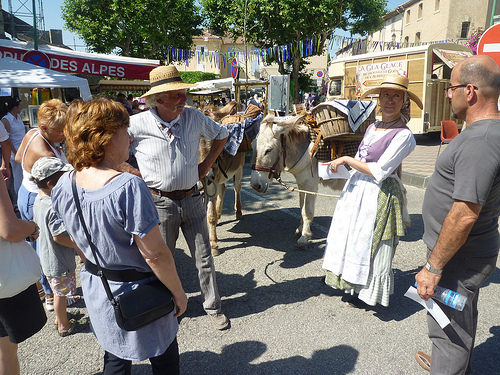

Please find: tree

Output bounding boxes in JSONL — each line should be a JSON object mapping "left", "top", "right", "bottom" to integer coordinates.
{"left": 201, "top": 0, "right": 387, "bottom": 102}
{"left": 62, "top": 0, "right": 203, "bottom": 61}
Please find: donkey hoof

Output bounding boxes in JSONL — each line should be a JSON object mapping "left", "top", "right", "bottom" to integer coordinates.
{"left": 211, "top": 246, "right": 221, "bottom": 257}
{"left": 294, "top": 228, "right": 302, "bottom": 238}
{"left": 235, "top": 211, "right": 243, "bottom": 220}
{"left": 297, "top": 236, "right": 309, "bottom": 249}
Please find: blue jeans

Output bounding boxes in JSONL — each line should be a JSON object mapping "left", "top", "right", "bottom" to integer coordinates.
{"left": 17, "top": 184, "right": 52, "bottom": 295}
{"left": 427, "top": 253, "right": 498, "bottom": 375}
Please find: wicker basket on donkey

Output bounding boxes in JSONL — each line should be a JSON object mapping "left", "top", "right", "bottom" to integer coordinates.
{"left": 311, "top": 105, "right": 375, "bottom": 141}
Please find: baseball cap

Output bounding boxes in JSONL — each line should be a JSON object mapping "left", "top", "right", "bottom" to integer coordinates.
{"left": 31, "top": 157, "right": 73, "bottom": 184}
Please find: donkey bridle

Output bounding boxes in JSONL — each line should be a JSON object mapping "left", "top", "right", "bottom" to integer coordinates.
{"left": 251, "top": 134, "right": 287, "bottom": 180}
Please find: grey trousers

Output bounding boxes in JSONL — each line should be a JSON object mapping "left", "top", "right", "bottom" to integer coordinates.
{"left": 152, "top": 192, "right": 222, "bottom": 314}
{"left": 427, "top": 253, "right": 498, "bottom": 375}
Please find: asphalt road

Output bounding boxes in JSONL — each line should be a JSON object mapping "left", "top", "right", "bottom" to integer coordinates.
{"left": 18, "top": 163, "right": 500, "bottom": 374}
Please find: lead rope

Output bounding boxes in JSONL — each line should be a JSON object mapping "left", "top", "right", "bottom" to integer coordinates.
{"left": 274, "top": 176, "right": 341, "bottom": 198}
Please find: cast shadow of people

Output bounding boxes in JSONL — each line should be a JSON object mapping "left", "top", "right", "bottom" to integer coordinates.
{"left": 177, "top": 341, "right": 358, "bottom": 375}
{"left": 471, "top": 326, "right": 500, "bottom": 373}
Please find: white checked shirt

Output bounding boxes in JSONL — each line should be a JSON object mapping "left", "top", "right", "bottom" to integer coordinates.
{"left": 129, "top": 107, "right": 229, "bottom": 192}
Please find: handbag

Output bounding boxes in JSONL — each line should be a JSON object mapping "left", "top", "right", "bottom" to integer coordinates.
{"left": 71, "top": 172, "right": 175, "bottom": 331}
{"left": 0, "top": 237, "right": 41, "bottom": 299}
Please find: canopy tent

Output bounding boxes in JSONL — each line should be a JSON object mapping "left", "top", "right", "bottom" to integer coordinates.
{"left": 0, "top": 57, "right": 91, "bottom": 100}
{"left": 192, "top": 77, "right": 264, "bottom": 91}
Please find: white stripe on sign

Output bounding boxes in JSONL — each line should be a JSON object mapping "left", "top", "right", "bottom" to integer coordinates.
{"left": 483, "top": 43, "right": 500, "bottom": 53}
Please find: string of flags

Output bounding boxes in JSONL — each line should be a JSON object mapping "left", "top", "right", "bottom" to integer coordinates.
{"left": 165, "top": 32, "right": 469, "bottom": 68}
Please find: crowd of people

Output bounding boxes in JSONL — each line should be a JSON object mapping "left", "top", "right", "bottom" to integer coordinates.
{"left": 1, "top": 55, "right": 500, "bottom": 375}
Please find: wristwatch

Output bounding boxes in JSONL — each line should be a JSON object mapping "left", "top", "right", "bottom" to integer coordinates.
{"left": 425, "top": 261, "right": 442, "bottom": 275}
{"left": 26, "top": 223, "right": 39, "bottom": 242}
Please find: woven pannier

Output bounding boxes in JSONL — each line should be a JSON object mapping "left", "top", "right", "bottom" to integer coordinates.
{"left": 311, "top": 105, "right": 373, "bottom": 141}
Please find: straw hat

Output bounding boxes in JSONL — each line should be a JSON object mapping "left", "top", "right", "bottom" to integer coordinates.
{"left": 141, "top": 65, "right": 195, "bottom": 98}
{"left": 360, "top": 74, "right": 423, "bottom": 109}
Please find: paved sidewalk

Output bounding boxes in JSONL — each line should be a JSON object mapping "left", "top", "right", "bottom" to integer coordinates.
{"left": 402, "top": 133, "right": 444, "bottom": 188}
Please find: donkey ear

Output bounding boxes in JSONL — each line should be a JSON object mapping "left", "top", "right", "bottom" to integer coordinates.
{"left": 273, "top": 114, "right": 307, "bottom": 135}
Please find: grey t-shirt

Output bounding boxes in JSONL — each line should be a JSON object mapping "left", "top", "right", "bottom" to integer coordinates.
{"left": 33, "top": 194, "right": 76, "bottom": 276}
{"left": 422, "top": 119, "right": 500, "bottom": 257}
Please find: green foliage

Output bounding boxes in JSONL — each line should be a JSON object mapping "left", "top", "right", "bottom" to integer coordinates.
{"left": 179, "top": 71, "right": 219, "bottom": 83}
{"left": 201, "top": 0, "right": 387, "bottom": 101}
{"left": 62, "top": 0, "right": 203, "bottom": 60}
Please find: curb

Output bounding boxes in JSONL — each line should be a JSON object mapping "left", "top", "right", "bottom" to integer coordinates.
{"left": 401, "top": 171, "right": 431, "bottom": 189}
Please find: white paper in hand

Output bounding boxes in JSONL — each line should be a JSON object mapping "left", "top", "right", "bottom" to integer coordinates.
{"left": 404, "top": 286, "right": 450, "bottom": 328}
{"left": 318, "top": 162, "right": 351, "bottom": 180}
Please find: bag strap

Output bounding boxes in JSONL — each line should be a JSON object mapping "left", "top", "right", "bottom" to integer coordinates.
{"left": 71, "top": 172, "right": 117, "bottom": 305}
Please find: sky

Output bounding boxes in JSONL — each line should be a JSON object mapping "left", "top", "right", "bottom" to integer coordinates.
{"left": 10, "top": 0, "right": 404, "bottom": 54}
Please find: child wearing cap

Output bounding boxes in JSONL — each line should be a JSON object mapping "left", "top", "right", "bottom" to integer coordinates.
{"left": 31, "top": 157, "right": 88, "bottom": 337}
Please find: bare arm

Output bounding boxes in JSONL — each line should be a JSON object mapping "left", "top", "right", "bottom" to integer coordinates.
{"left": 1, "top": 118, "right": 17, "bottom": 155}
{"left": 53, "top": 233, "right": 86, "bottom": 262}
{"left": 117, "top": 162, "right": 142, "bottom": 178}
{"left": 134, "top": 226, "right": 188, "bottom": 317}
{"left": 0, "top": 177, "right": 37, "bottom": 242}
{"left": 325, "top": 156, "right": 373, "bottom": 178}
{"left": 1, "top": 140, "right": 11, "bottom": 180}
{"left": 415, "top": 200, "right": 481, "bottom": 300}
{"left": 198, "top": 137, "right": 227, "bottom": 180}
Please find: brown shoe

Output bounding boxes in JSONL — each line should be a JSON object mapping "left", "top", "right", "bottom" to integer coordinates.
{"left": 415, "top": 351, "right": 431, "bottom": 371}
{"left": 208, "top": 313, "right": 230, "bottom": 330}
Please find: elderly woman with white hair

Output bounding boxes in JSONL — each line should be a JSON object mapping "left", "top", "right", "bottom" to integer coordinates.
{"left": 322, "top": 74, "right": 423, "bottom": 308}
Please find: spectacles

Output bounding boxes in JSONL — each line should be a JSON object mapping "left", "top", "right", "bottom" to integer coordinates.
{"left": 443, "top": 84, "right": 478, "bottom": 96}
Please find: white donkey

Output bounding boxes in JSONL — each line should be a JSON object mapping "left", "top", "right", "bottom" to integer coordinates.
{"left": 251, "top": 113, "right": 346, "bottom": 248}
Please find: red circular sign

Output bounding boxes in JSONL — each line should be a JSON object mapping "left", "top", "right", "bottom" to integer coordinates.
{"left": 22, "top": 50, "right": 51, "bottom": 68}
{"left": 317, "top": 71, "right": 323, "bottom": 78}
{"left": 478, "top": 24, "right": 500, "bottom": 68}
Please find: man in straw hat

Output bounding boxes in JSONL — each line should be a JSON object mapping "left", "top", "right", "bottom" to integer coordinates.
{"left": 415, "top": 55, "right": 500, "bottom": 373}
{"left": 120, "top": 65, "right": 230, "bottom": 330}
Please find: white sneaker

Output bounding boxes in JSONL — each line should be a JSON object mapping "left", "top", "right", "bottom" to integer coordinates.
{"left": 45, "top": 297, "right": 54, "bottom": 311}
{"left": 208, "top": 313, "right": 230, "bottom": 330}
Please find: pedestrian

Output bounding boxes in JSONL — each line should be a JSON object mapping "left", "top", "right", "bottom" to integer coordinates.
{"left": 15, "top": 99, "right": 68, "bottom": 311}
{"left": 52, "top": 98, "right": 187, "bottom": 374}
{"left": 117, "top": 93, "right": 133, "bottom": 115}
{"left": 322, "top": 74, "right": 422, "bottom": 308}
{"left": 1, "top": 97, "right": 25, "bottom": 203}
{"left": 415, "top": 55, "right": 500, "bottom": 374}
{"left": 119, "top": 65, "right": 230, "bottom": 330}
{"left": 0, "top": 174, "right": 47, "bottom": 374}
{"left": 0, "top": 120, "right": 10, "bottom": 181}
{"left": 31, "top": 157, "right": 87, "bottom": 337}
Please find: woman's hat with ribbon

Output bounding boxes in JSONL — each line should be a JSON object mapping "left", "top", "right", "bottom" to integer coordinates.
{"left": 141, "top": 65, "right": 195, "bottom": 98}
{"left": 360, "top": 74, "right": 423, "bottom": 109}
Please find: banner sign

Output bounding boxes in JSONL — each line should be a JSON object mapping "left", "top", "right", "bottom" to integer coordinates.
{"left": 355, "top": 61, "right": 408, "bottom": 97}
{"left": 0, "top": 45, "right": 157, "bottom": 80}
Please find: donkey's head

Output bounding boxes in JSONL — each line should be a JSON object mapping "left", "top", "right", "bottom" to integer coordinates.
{"left": 250, "top": 113, "right": 307, "bottom": 193}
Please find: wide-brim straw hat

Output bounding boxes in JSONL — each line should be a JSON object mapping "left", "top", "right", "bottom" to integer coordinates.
{"left": 141, "top": 65, "right": 196, "bottom": 98}
{"left": 360, "top": 74, "right": 423, "bottom": 109}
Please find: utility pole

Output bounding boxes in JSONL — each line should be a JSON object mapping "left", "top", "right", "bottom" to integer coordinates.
{"left": 32, "top": 0, "right": 37, "bottom": 49}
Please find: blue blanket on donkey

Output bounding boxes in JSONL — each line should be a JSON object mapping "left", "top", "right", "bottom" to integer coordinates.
{"left": 221, "top": 113, "right": 263, "bottom": 156}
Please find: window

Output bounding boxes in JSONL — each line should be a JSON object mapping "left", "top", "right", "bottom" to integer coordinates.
{"left": 461, "top": 22, "right": 470, "bottom": 38}
{"left": 404, "top": 36, "right": 409, "bottom": 44}
{"left": 406, "top": 10, "right": 411, "bottom": 24}
{"left": 196, "top": 45, "right": 208, "bottom": 72}
{"left": 418, "top": 3, "right": 423, "bottom": 19}
{"left": 392, "top": 33, "right": 397, "bottom": 43}
{"left": 415, "top": 32, "right": 421, "bottom": 43}
{"left": 329, "top": 79, "right": 342, "bottom": 96}
{"left": 435, "top": 0, "right": 440, "bottom": 11}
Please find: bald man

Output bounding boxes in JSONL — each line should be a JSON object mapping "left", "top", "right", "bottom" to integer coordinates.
{"left": 415, "top": 55, "right": 500, "bottom": 374}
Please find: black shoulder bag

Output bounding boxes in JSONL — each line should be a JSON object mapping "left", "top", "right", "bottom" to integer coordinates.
{"left": 71, "top": 172, "right": 175, "bottom": 331}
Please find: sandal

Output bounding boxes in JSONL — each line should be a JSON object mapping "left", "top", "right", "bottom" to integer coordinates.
{"left": 37, "top": 283, "right": 45, "bottom": 302}
{"left": 54, "top": 309, "right": 83, "bottom": 327}
{"left": 415, "top": 351, "right": 431, "bottom": 371}
{"left": 58, "top": 317, "right": 89, "bottom": 337}
{"left": 66, "top": 295, "right": 81, "bottom": 307}
{"left": 45, "top": 296, "right": 54, "bottom": 311}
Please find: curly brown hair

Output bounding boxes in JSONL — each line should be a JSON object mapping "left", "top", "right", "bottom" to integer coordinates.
{"left": 37, "top": 99, "right": 67, "bottom": 130}
{"left": 65, "top": 98, "right": 129, "bottom": 171}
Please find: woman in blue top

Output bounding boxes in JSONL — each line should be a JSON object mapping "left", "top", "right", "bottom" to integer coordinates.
{"left": 51, "top": 98, "right": 187, "bottom": 375}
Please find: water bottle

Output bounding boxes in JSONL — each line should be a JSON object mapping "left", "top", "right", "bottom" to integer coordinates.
{"left": 414, "top": 283, "right": 467, "bottom": 311}
{"left": 433, "top": 286, "right": 467, "bottom": 311}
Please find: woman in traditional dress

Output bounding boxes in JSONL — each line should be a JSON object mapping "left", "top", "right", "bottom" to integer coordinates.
{"left": 322, "top": 74, "right": 423, "bottom": 308}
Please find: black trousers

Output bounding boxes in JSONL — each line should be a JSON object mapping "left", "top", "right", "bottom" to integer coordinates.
{"left": 103, "top": 337, "right": 179, "bottom": 375}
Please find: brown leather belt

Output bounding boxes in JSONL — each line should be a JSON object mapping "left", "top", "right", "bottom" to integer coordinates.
{"left": 150, "top": 186, "right": 196, "bottom": 200}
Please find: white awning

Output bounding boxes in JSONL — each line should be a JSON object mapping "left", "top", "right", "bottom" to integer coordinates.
{"left": 0, "top": 57, "right": 91, "bottom": 100}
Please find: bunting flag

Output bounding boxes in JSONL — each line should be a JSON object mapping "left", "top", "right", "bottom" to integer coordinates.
{"left": 165, "top": 32, "right": 469, "bottom": 64}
